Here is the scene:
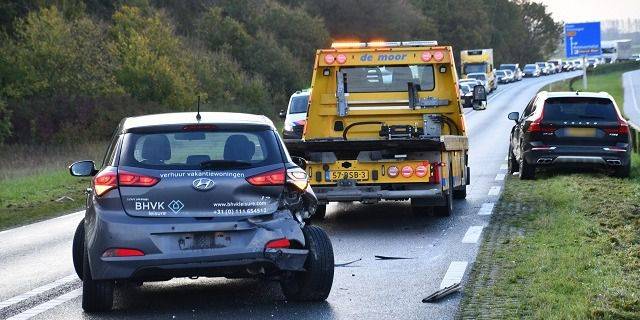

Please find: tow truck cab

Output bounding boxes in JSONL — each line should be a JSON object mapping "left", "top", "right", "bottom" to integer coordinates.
{"left": 285, "top": 41, "right": 486, "bottom": 217}
{"left": 460, "top": 49, "right": 497, "bottom": 92}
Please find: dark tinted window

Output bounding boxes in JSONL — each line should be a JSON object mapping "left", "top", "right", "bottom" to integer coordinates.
{"left": 343, "top": 65, "right": 435, "bottom": 93}
{"left": 288, "top": 95, "right": 309, "bottom": 114}
{"left": 543, "top": 97, "right": 618, "bottom": 122}
{"left": 120, "top": 130, "right": 283, "bottom": 170}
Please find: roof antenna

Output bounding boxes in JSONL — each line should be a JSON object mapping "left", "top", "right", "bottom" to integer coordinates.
{"left": 196, "top": 95, "right": 201, "bottom": 121}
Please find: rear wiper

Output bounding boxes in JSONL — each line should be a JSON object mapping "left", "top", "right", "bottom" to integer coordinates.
{"left": 200, "top": 160, "right": 251, "bottom": 170}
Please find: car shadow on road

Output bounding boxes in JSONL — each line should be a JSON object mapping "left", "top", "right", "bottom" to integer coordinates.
{"left": 88, "top": 278, "right": 338, "bottom": 319}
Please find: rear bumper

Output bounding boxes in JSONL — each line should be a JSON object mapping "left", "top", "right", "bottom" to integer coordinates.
{"left": 523, "top": 145, "right": 630, "bottom": 167}
{"left": 312, "top": 183, "right": 442, "bottom": 204}
{"left": 87, "top": 209, "right": 307, "bottom": 281}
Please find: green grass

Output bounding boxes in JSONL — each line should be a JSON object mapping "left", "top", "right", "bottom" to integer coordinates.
{"left": 461, "top": 157, "right": 640, "bottom": 319}
{"left": 0, "top": 170, "right": 91, "bottom": 230}
{"left": 461, "top": 62, "right": 640, "bottom": 319}
{"left": 0, "top": 142, "right": 104, "bottom": 230}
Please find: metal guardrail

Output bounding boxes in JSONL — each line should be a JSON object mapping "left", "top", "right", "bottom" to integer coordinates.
{"left": 630, "top": 121, "right": 640, "bottom": 155}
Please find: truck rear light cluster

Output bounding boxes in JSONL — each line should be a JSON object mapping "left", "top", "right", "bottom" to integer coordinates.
{"left": 324, "top": 54, "right": 347, "bottom": 65}
{"left": 401, "top": 166, "right": 413, "bottom": 177}
{"left": 387, "top": 166, "right": 399, "bottom": 177}
{"left": 421, "top": 51, "right": 445, "bottom": 62}
{"left": 387, "top": 163, "right": 433, "bottom": 179}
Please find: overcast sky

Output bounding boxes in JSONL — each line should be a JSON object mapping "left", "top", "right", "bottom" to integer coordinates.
{"left": 534, "top": 0, "right": 640, "bottom": 23}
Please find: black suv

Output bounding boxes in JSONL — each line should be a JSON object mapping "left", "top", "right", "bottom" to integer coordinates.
{"left": 507, "top": 91, "right": 631, "bottom": 179}
{"left": 69, "top": 112, "right": 334, "bottom": 312}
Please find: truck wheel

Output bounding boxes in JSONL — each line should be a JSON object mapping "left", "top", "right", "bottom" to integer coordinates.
{"left": 280, "top": 225, "right": 334, "bottom": 301}
{"left": 312, "top": 204, "right": 327, "bottom": 221}
{"left": 519, "top": 159, "right": 535, "bottom": 180}
{"left": 82, "top": 245, "right": 114, "bottom": 312}
{"left": 434, "top": 165, "right": 454, "bottom": 217}
{"left": 453, "top": 185, "right": 467, "bottom": 199}
{"left": 507, "top": 145, "right": 518, "bottom": 174}
{"left": 613, "top": 162, "right": 630, "bottom": 178}
{"left": 72, "top": 219, "right": 84, "bottom": 280}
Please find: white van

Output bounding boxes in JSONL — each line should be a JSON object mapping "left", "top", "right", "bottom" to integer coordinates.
{"left": 279, "top": 89, "right": 310, "bottom": 139}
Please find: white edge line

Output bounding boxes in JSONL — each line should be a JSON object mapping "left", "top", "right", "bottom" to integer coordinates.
{"left": 495, "top": 173, "right": 506, "bottom": 181}
{"left": 439, "top": 261, "right": 468, "bottom": 289}
{"left": 0, "top": 211, "right": 84, "bottom": 236}
{"left": 478, "top": 202, "right": 495, "bottom": 216}
{"left": 0, "top": 274, "right": 77, "bottom": 309}
{"left": 6, "top": 289, "right": 82, "bottom": 320}
{"left": 461, "top": 226, "right": 484, "bottom": 244}
{"left": 488, "top": 186, "right": 501, "bottom": 196}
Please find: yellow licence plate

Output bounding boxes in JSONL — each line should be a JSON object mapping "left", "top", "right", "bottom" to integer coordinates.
{"left": 330, "top": 170, "right": 369, "bottom": 181}
{"left": 566, "top": 127, "right": 596, "bottom": 137}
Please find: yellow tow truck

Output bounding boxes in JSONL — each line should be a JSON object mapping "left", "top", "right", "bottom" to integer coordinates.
{"left": 285, "top": 41, "right": 487, "bottom": 218}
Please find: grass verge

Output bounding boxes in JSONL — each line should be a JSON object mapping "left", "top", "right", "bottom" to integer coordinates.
{"left": 459, "top": 158, "right": 640, "bottom": 319}
{"left": 0, "top": 142, "right": 103, "bottom": 230}
{"left": 460, "top": 63, "right": 640, "bottom": 319}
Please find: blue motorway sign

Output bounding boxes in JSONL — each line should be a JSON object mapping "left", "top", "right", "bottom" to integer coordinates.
{"left": 564, "top": 22, "right": 601, "bottom": 58}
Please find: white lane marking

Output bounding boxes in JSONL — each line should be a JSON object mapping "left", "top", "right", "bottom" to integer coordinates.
{"left": 495, "top": 173, "right": 506, "bottom": 181}
{"left": 504, "top": 156, "right": 508, "bottom": 161}
{"left": 499, "top": 164, "right": 508, "bottom": 170}
{"left": 6, "top": 288, "right": 81, "bottom": 320}
{"left": 0, "top": 274, "right": 77, "bottom": 309}
{"left": 478, "top": 202, "right": 495, "bottom": 216}
{"left": 440, "top": 261, "right": 468, "bottom": 289}
{"left": 488, "top": 186, "right": 501, "bottom": 196}
{"left": 462, "top": 226, "right": 484, "bottom": 244}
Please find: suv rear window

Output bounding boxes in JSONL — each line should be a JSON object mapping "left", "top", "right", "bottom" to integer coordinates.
{"left": 119, "top": 130, "right": 283, "bottom": 170}
{"left": 543, "top": 97, "right": 619, "bottom": 122}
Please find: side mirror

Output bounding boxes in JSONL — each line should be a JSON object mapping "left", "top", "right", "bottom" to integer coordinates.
{"left": 507, "top": 112, "right": 520, "bottom": 122}
{"left": 472, "top": 85, "right": 487, "bottom": 110}
{"left": 69, "top": 160, "right": 97, "bottom": 177}
{"left": 291, "top": 156, "right": 308, "bottom": 170}
{"left": 278, "top": 109, "right": 286, "bottom": 119}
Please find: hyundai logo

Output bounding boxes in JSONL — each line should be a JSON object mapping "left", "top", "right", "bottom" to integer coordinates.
{"left": 192, "top": 178, "right": 215, "bottom": 191}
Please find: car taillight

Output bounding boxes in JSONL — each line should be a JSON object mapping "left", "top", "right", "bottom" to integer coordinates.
{"left": 246, "top": 169, "right": 285, "bottom": 186}
{"left": 265, "top": 238, "right": 290, "bottom": 249}
{"left": 102, "top": 248, "right": 145, "bottom": 257}
{"left": 93, "top": 168, "right": 118, "bottom": 197}
{"left": 415, "top": 165, "right": 428, "bottom": 178}
{"left": 604, "top": 119, "right": 629, "bottom": 135}
{"left": 388, "top": 166, "right": 399, "bottom": 178}
{"left": 401, "top": 166, "right": 413, "bottom": 178}
{"left": 118, "top": 170, "right": 160, "bottom": 187}
{"left": 527, "top": 117, "right": 555, "bottom": 133}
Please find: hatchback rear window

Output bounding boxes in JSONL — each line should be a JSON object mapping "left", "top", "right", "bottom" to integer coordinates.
{"left": 119, "top": 130, "right": 283, "bottom": 170}
{"left": 543, "top": 97, "right": 619, "bottom": 122}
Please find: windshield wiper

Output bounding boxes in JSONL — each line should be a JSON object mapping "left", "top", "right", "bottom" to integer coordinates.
{"left": 200, "top": 160, "right": 251, "bottom": 170}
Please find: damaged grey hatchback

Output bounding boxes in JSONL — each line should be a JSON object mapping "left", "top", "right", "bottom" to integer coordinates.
{"left": 69, "top": 112, "right": 333, "bottom": 312}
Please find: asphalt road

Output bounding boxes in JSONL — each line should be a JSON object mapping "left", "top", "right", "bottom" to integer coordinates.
{"left": 0, "top": 71, "right": 580, "bottom": 320}
{"left": 623, "top": 69, "right": 640, "bottom": 126}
